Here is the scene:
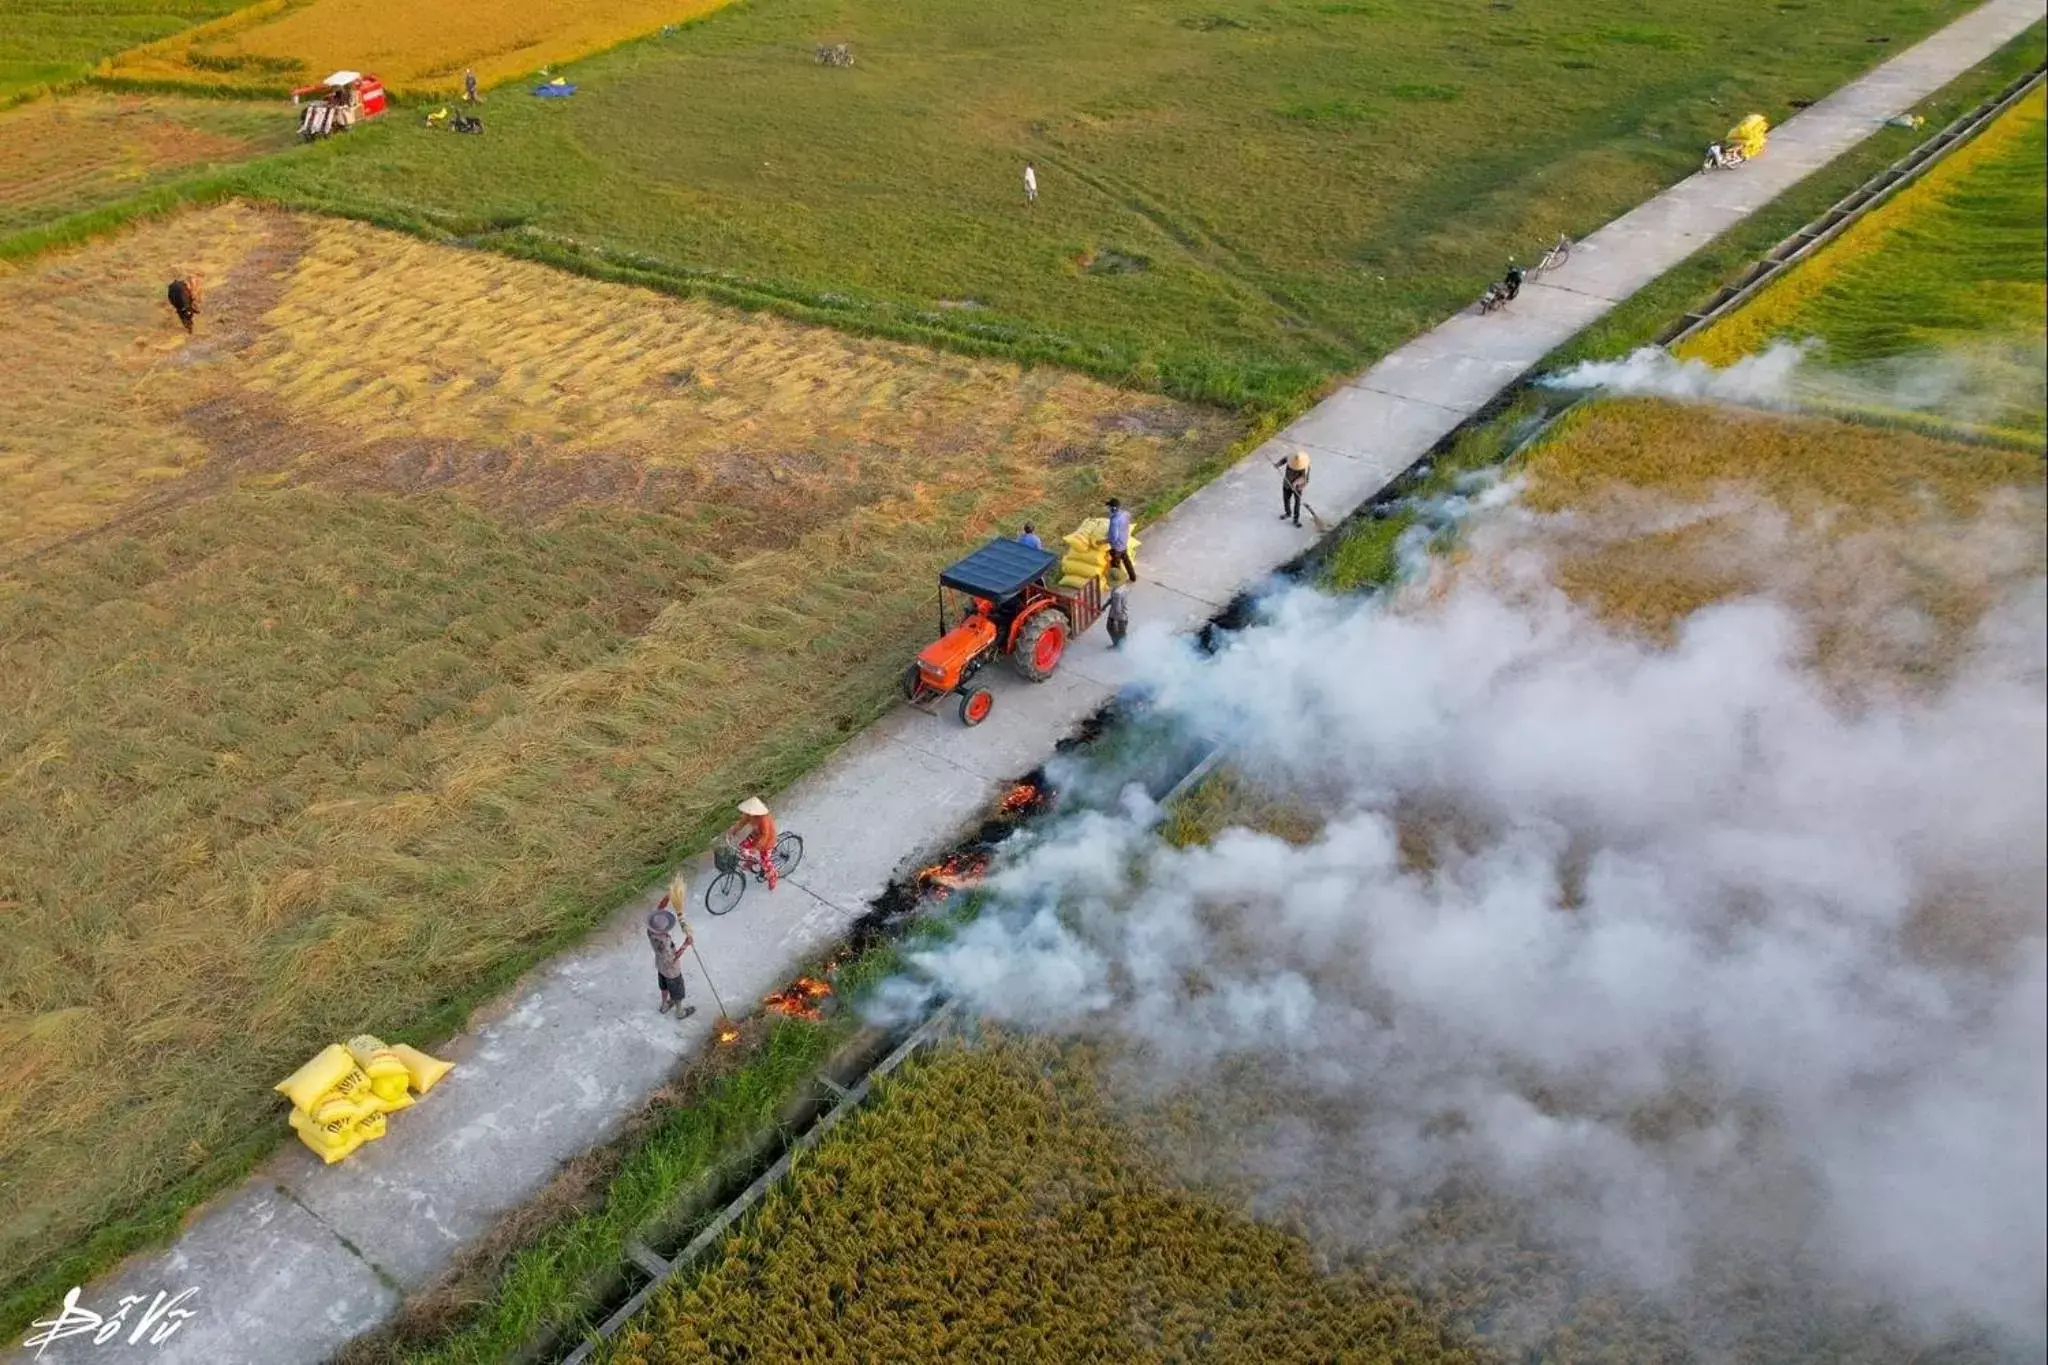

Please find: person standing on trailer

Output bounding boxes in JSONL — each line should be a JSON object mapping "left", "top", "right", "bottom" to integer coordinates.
{"left": 1105, "top": 498, "right": 1137, "bottom": 582}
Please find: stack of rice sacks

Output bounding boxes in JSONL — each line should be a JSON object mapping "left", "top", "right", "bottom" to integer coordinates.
{"left": 1058, "top": 516, "right": 1139, "bottom": 589}
{"left": 275, "top": 1036, "right": 455, "bottom": 1164}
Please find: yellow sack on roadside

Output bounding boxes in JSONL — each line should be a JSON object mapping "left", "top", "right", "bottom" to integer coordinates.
{"left": 276, "top": 1044, "right": 365, "bottom": 1112}
{"left": 290, "top": 1105, "right": 367, "bottom": 1164}
{"left": 347, "top": 1035, "right": 414, "bottom": 1103}
{"left": 352, "top": 1110, "right": 388, "bottom": 1144}
{"left": 392, "top": 1043, "right": 455, "bottom": 1094}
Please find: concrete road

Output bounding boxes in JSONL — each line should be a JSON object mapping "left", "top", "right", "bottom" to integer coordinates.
{"left": 16, "top": 2, "right": 2040, "bottom": 1358}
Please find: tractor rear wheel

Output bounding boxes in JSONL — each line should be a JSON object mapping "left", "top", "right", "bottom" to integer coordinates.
{"left": 959, "top": 687, "right": 995, "bottom": 726}
{"left": 1010, "top": 610, "right": 1070, "bottom": 682}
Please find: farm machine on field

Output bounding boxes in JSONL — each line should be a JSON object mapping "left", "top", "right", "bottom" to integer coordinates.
{"left": 292, "top": 71, "right": 387, "bottom": 140}
{"left": 902, "top": 532, "right": 1124, "bottom": 726}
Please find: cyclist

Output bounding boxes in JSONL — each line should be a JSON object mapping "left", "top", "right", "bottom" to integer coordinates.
{"left": 726, "top": 797, "right": 780, "bottom": 890}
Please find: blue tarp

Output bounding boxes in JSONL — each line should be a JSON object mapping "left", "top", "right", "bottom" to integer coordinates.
{"left": 531, "top": 83, "right": 577, "bottom": 98}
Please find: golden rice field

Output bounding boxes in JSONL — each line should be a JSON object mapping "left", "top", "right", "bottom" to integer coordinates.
{"left": 0, "top": 201, "right": 1239, "bottom": 1310}
{"left": 606, "top": 1038, "right": 1480, "bottom": 1365}
{"left": 1509, "top": 396, "right": 2044, "bottom": 685}
{"left": 106, "top": 0, "right": 737, "bottom": 93}
{"left": 1682, "top": 85, "right": 2047, "bottom": 442}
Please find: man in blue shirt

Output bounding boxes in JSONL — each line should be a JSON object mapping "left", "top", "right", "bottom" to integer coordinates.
{"left": 1018, "top": 523, "right": 1043, "bottom": 550}
{"left": 1104, "top": 499, "right": 1136, "bottom": 582}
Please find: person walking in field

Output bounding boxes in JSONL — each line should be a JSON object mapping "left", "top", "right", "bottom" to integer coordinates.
{"left": 1023, "top": 161, "right": 1038, "bottom": 204}
{"left": 1104, "top": 498, "right": 1137, "bottom": 582}
{"left": 463, "top": 68, "right": 481, "bottom": 103}
{"left": 725, "top": 797, "right": 781, "bottom": 890}
{"left": 646, "top": 906, "right": 696, "bottom": 1018}
{"left": 166, "top": 275, "right": 201, "bottom": 334}
{"left": 1274, "top": 449, "right": 1311, "bottom": 527}
{"left": 1106, "top": 581, "right": 1130, "bottom": 649}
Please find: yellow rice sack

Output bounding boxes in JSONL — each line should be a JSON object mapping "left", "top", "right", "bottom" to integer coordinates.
{"left": 276, "top": 1044, "right": 363, "bottom": 1112}
{"left": 392, "top": 1043, "right": 455, "bottom": 1094}
{"left": 289, "top": 1105, "right": 367, "bottom": 1164}
{"left": 346, "top": 1035, "right": 413, "bottom": 1103}
{"left": 352, "top": 1110, "right": 388, "bottom": 1143}
{"left": 1057, "top": 574, "right": 1096, "bottom": 590}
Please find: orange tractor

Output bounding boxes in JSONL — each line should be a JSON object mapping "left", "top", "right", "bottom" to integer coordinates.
{"left": 902, "top": 537, "right": 1108, "bottom": 725}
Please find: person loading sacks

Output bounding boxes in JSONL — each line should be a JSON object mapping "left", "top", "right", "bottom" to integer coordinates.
{"left": 1273, "top": 450, "right": 1311, "bottom": 527}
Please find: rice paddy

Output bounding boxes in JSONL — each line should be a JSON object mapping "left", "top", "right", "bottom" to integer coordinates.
{"left": 604, "top": 1039, "right": 1479, "bottom": 1365}
{"left": 0, "top": 0, "right": 244, "bottom": 103}
{"left": 0, "top": 202, "right": 1239, "bottom": 1313}
{"left": 0, "top": 90, "right": 290, "bottom": 235}
{"left": 104, "top": 0, "right": 741, "bottom": 95}
{"left": 237, "top": 0, "right": 1983, "bottom": 410}
{"left": 1683, "top": 85, "right": 2047, "bottom": 441}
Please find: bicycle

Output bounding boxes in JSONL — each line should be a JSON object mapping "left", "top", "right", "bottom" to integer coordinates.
{"left": 703, "top": 832, "right": 805, "bottom": 915}
{"left": 1534, "top": 233, "right": 1572, "bottom": 274}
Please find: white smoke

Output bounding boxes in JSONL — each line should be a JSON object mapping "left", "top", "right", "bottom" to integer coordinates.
{"left": 1547, "top": 340, "right": 2048, "bottom": 432}
{"left": 903, "top": 529, "right": 2048, "bottom": 1349}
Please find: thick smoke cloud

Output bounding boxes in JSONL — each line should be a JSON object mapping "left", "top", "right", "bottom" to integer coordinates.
{"left": 903, "top": 520, "right": 2048, "bottom": 1348}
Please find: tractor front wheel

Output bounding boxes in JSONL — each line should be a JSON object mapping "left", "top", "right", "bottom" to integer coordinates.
{"left": 1010, "top": 610, "right": 1069, "bottom": 682}
{"left": 901, "top": 663, "right": 934, "bottom": 704}
{"left": 959, "top": 688, "right": 995, "bottom": 727}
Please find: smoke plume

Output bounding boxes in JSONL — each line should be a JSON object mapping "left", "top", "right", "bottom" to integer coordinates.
{"left": 900, "top": 512, "right": 2048, "bottom": 1351}
{"left": 1546, "top": 339, "right": 2048, "bottom": 432}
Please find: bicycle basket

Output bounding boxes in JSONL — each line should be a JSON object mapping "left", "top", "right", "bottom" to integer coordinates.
{"left": 713, "top": 844, "right": 740, "bottom": 876}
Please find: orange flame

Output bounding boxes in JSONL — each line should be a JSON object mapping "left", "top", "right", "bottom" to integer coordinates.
{"left": 715, "top": 1020, "right": 742, "bottom": 1045}
{"left": 764, "top": 975, "right": 834, "bottom": 1020}
{"left": 916, "top": 850, "right": 992, "bottom": 900}
{"left": 998, "top": 780, "right": 1045, "bottom": 817}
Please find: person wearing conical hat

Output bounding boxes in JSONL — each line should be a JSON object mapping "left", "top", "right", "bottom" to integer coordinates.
{"left": 1272, "top": 449, "right": 1311, "bottom": 527}
{"left": 645, "top": 903, "right": 696, "bottom": 1018}
{"left": 725, "top": 797, "right": 781, "bottom": 890}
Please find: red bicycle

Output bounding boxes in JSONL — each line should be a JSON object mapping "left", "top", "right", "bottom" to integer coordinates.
{"left": 703, "top": 833, "right": 805, "bottom": 915}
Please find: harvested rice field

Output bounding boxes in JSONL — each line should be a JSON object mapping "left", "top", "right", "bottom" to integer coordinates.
{"left": 0, "top": 202, "right": 1239, "bottom": 1309}
{"left": 0, "top": 90, "right": 290, "bottom": 235}
{"left": 106, "top": 0, "right": 739, "bottom": 95}
{"left": 1683, "top": 85, "right": 2047, "bottom": 442}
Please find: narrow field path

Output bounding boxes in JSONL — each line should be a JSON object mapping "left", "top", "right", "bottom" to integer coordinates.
{"left": 20, "top": 3, "right": 2040, "bottom": 1359}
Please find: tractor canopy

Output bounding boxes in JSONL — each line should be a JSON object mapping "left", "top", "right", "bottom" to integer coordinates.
{"left": 938, "top": 538, "right": 1060, "bottom": 602}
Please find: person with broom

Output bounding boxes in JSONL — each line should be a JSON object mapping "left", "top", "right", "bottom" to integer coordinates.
{"left": 1273, "top": 450, "right": 1311, "bottom": 527}
{"left": 646, "top": 904, "right": 696, "bottom": 1018}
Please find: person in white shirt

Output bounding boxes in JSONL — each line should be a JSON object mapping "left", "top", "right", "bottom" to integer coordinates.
{"left": 1023, "top": 162, "right": 1038, "bottom": 204}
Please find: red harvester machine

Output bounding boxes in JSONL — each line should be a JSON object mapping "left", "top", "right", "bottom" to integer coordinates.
{"left": 293, "top": 71, "right": 387, "bottom": 140}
